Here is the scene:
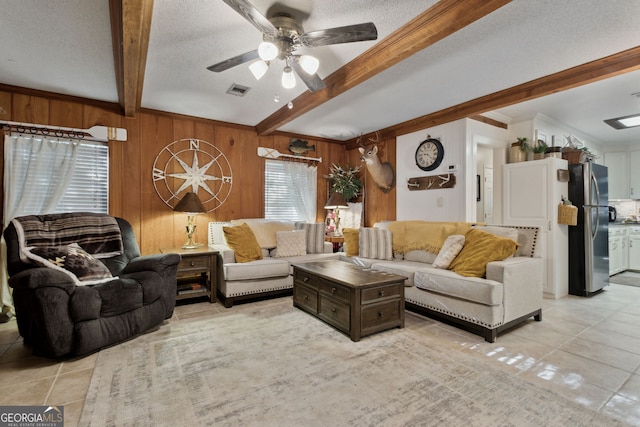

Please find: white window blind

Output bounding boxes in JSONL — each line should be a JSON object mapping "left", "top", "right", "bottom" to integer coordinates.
{"left": 55, "top": 141, "right": 109, "bottom": 213}
{"left": 7, "top": 137, "right": 109, "bottom": 215}
{"left": 265, "top": 160, "right": 317, "bottom": 222}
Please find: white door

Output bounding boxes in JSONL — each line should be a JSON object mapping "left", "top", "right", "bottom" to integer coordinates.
{"left": 483, "top": 166, "right": 494, "bottom": 224}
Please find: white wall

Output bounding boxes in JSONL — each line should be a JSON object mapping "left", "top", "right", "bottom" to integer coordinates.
{"left": 395, "top": 119, "right": 508, "bottom": 222}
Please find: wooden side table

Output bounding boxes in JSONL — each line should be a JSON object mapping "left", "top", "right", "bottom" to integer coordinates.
{"left": 325, "top": 235, "right": 345, "bottom": 252}
{"left": 160, "top": 247, "right": 218, "bottom": 303}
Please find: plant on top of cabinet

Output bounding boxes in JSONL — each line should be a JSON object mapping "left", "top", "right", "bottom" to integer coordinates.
{"left": 509, "top": 137, "right": 528, "bottom": 163}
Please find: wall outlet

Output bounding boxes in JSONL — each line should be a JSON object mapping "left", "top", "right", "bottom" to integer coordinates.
{"left": 437, "top": 197, "right": 444, "bottom": 207}
{"left": 448, "top": 164, "right": 458, "bottom": 172}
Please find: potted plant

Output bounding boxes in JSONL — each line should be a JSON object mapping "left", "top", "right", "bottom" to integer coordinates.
{"left": 326, "top": 163, "right": 362, "bottom": 201}
{"left": 509, "top": 137, "right": 528, "bottom": 163}
{"left": 530, "top": 140, "right": 548, "bottom": 160}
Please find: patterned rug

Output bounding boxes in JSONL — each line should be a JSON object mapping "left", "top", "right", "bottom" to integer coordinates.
{"left": 79, "top": 302, "right": 623, "bottom": 427}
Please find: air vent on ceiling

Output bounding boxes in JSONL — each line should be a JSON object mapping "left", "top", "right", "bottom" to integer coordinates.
{"left": 226, "top": 83, "right": 250, "bottom": 97}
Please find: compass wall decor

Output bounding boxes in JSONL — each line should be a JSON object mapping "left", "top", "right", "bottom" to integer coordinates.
{"left": 153, "top": 138, "right": 233, "bottom": 212}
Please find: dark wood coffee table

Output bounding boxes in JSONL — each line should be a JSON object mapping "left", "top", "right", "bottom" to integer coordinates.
{"left": 292, "top": 260, "right": 406, "bottom": 341}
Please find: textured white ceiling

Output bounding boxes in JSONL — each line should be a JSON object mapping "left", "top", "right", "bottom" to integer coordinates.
{"left": 1, "top": 0, "right": 639, "bottom": 145}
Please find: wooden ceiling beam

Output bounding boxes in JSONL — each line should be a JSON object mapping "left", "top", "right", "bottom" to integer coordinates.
{"left": 255, "top": 0, "right": 512, "bottom": 136}
{"left": 109, "top": 0, "right": 154, "bottom": 117}
{"left": 379, "top": 45, "right": 640, "bottom": 138}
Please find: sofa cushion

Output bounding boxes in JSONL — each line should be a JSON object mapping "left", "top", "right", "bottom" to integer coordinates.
{"left": 231, "top": 219, "right": 294, "bottom": 249}
{"left": 274, "top": 230, "right": 306, "bottom": 257}
{"left": 432, "top": 235, "right": 465, "bottom": 269}
{"left": 24, "top": 243, "right": 113, "bottom": 285}
{"left": 414, "top": 268, "right": 503, "bottom": 306}
{"left": 295, "top": 222, "right": 325, "bottom": 254}
{"left": 403, "top": 250, "right": 437, "bottom": 264}
{"left": 449, "top": 229, "right": 519, "bottom": 277}
{"left": 342, "top": 228, "right": 359, "bottom": 256}
{"left": 223, "top": 223, "right": 263, "bottom": 263}
{"left": 369, "top": 260, "right": 429, "bottom": 287}
{"left": 474, "top": 225, "right": 519, "bottom": 242}
{"left": 223, "top": 258, "right": 290, "bottom": 281}
{"left": 359, "top": 227, "right": 392, "bottom": 260}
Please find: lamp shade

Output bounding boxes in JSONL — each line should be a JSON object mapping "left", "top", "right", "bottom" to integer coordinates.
{"left": 174, "top": 192, "right": 206, "bottom": 213}
{"left": 324, "top": 192, "right": 349, "bottom": 209}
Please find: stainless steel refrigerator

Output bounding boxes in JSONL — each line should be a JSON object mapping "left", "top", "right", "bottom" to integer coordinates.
{"left": 568, "top": 162, "right": 609, "bottom": 296}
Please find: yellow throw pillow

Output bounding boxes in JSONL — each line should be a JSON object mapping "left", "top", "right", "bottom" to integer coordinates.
{"left": 223, "top": 223, "right": 263, "bottom": 263}
{"left": 342, "top": 228, "right": 359, "bottom": 257}
{"left": 449, "top": 228, "right": 519, "bottom": 278}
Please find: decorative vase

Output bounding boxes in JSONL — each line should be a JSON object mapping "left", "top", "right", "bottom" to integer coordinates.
{"left": 509, "top": 143, "right": 526, "bottom": 163}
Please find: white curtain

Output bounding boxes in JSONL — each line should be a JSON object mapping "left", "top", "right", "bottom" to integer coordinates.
{"left": 282, "top": 161, "right": 317, "bottom": 223}
{"left": 1, "top": 134, "right": 79, "bottom": 316}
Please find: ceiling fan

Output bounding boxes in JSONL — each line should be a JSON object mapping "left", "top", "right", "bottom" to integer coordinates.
{"left": 207, "top": 0, "right": 378, "bottom": 92}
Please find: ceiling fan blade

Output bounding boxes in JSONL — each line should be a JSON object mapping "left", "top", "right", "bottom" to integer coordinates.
{"left": 299, "top": 22, "right": 377, "bottom": 47}
{"left": 207, "top": 50, "right": 259, "bottom": 72}
{"left": 222, "top": 0, "right": 278, "bottom": 37}
{"left": 290, "top": 59, "right": 326, "bottom": 93}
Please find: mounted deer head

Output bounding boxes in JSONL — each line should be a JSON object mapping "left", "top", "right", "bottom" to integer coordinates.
{"left": 358, "top": 131, "right": 395, "bottom": 192}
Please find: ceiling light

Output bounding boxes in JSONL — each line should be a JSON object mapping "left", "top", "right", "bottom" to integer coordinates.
{"left": 258, "top": 41, "right": 278, "bottom": 61}
{"left": 248, "top": 60, "right": 269, "bottom": 80}
{"left": 281, "top": 66, "right": 296, "bottom": 89}
{"left": 604, "top": 113, "right": 640, "bottom": 130}
{"left": 298, "top": 55, "right": 319, "bottom": 75}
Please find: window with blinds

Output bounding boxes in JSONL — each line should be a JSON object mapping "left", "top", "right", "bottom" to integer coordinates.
{"left": 264, "top": 160, "right": 316, "bottom": 221}
{"left": 8, "top": 139, "right": 109, "bottom": 214}
{"left": 55, "top": 141, "right": 109, "bottom": 213}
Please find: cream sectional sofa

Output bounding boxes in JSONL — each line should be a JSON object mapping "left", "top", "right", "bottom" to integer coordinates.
{"left": 208, "top": 220, "right": 339, "bottom": 307}
{"left": 341, "top": 222, "right": 542, "bottom": 342}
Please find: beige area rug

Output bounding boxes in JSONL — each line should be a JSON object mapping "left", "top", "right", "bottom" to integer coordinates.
{"left": 609, "top": 271, "right": 640, "bottom": 287}
{"left": 80, "top": 302, "right": 623, "bottom": 427}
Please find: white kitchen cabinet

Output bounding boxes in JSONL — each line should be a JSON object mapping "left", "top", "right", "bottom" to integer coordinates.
{"left": 604, "top": 152, "right": 629, "bottom": 199}
{"left": 503, "top": 157, "right": 568, "bottom": 298}
{"left": 609, "top": 227, "right": 628, "bottom": 275}
{"left": 609, "top": 235, "right": 619, "bottom": 275}
{"left": 630, "top": 151, "right": 640, "bottom": 199}
{"left": 629, "top": 234, "right": 640, "bottom": 271}
{"left": 621, "top": 232, "right": 629, "bottom": 271}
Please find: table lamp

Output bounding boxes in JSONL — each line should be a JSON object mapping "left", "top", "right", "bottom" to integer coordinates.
{"left": 174, "top": 192, "right": 206, "bottom": 249}
{"left": 324, "top": 192, "right": 349, "bottom": 236}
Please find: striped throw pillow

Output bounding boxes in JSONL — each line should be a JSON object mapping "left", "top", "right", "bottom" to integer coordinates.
{"left": 295, "top": 222, "right": 325, "bottom": 254}
{"left": 359, "top": 228, "right": 393, "bottom": 260}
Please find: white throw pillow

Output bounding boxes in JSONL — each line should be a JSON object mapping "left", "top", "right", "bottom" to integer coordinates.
{"left": 274, "top": 230, "right": 307, "bottom": 257}
{"left": 359, "top": 228, "right": 393, "bottom": 260}
{"left": 432, "top": 235, "right": 465, "bottom": 269}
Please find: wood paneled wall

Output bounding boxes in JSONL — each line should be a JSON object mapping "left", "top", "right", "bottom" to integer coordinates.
{"left": 0, "top": 89, "right": 396, "bottom": 254}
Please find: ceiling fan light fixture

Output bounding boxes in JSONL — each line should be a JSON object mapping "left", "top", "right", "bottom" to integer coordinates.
{"left": 298, "top": 55, "right": 319, "bottom": 75}
{"left": 258, "top": 41, "right": 278, "bottom": 61}
{"left": 281, "top": 65, "right": 296, "bottom": 89}
{"left": 249, "top": 60, "right": 269, "bottom": 80}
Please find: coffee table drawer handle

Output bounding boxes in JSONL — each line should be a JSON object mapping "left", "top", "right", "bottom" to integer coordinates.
{"left": 303, "top": 295, "right": 308, "bottom": 301}
{"left": 331, "top": 308, "right": 336, "bottom": 313}
{"left": 379, "top": 290, "right": 385, "bottom": 297}
{"left": 303, "top": 277, "right": 309, "bottom": 282}
{"left": 190, "top": 261, "right": 196, "bottom": 267}
{"left": 378, "top": 311, "right": 384, "bottom": 318}
{"left": 331, "top": 287, "right": 336, "bottom": 294}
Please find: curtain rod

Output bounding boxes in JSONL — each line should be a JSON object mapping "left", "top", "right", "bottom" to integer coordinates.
{"left": 257, "top": 147, "right": 322, "bottom": 164}
{"left": 0, "top": 120, "right": 127, "bottom": 142}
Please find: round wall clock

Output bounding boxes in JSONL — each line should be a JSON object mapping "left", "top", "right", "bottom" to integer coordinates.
{"left": 415, "top": 138, "right": 444, "bottom": 171}
{"left": 153, "top": 138, "right": 233, "bottom": 212}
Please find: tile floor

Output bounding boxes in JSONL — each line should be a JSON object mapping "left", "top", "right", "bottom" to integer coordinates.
{"left": 1, "top": 279, "right": 640, "bottom": 426}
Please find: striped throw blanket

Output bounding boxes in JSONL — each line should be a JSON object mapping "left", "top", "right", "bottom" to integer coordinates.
{"left": 12, "top": 212, "right": 124, "bottom": 259}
